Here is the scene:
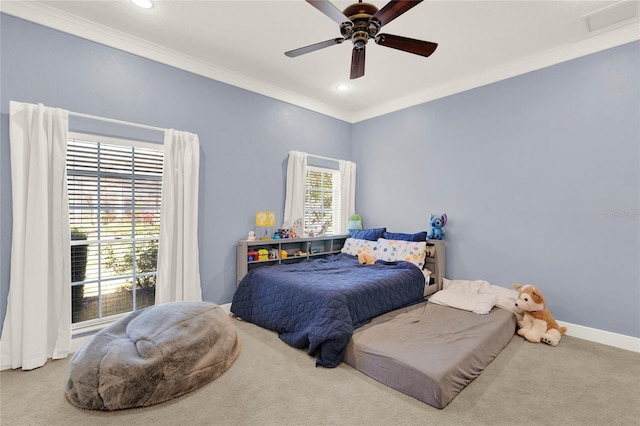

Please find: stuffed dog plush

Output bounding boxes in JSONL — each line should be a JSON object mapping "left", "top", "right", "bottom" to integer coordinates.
{"left": 511, "top": 299, "right": 524, "bottom": 326}
{"left": 358, "top": 253, "right": 376, "bottom": 265}
{"left": 513, "top": 283, "right": 567, "bottom": 346}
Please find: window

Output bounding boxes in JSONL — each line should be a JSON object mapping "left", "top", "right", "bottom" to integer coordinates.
{"left": 304, "top": 166, "right": 341, "bottom": 236}
{"left": 67, "top": 132, "right": 163, "bottom": 326}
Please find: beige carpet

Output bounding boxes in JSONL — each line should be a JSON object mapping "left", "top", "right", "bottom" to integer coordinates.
{"left": 1, "top": 316, "right": 639, "bottom": 426}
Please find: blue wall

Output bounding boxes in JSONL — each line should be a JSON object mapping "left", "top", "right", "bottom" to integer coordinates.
{"left": 353, "top": 41, "right": 640, "bottom": 337}
{"left": 1, "top": 14, "right": 638, "bottom": 338}
{"left": 0, "top": 14, "right": 351, "bottom": 325}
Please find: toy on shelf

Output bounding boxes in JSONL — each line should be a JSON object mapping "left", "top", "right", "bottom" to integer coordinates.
{"left": 427, "top": 213, "right": 447, "bottom": 240}
{"left": 247, "top": 231, "right": 256, "bottom": 241}
{"left": 274, "top": 228, "right": 292, "bottom": 239}
{"left": 291, "top": 218, "right": 303, "bottom": 239}
{"left": 247, "top": 250, "right": 259, "bottom": 262}
{"left": 257, "top": 249, "right": 269, "bottom": 261}
{"left": 348, "top": 214, "right": 363, "bottom": 230}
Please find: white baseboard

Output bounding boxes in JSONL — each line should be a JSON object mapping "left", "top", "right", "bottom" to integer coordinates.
{"left": 71, "top": 304, "right": 639, "bottom": 354}
{"left": 558, "top": 321, "right": 639, "bottom": 353}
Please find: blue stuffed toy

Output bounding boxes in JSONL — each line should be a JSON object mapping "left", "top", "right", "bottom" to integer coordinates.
{"left": 427, "top": 213, "right": 447, "bottom": 240}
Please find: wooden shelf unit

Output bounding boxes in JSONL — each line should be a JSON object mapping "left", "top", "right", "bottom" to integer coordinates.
{"left": 423, "top": 240, "right": 445, "bottom": 297}
{"left": 236, "top": 235, "right": 349, "bottom": 284}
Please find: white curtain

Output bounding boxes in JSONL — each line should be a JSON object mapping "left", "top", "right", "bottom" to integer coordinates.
{"left": 0, "top": 101, "right": 71, "bottom": 371}
{"left": 338, "top": 160, "right": 357, "bottom": 234}
{"left": 283, "top": 151, "right": 308, "bottom": 227}
{"left": 155, "top": 129, "right": 202, "bottom": 304}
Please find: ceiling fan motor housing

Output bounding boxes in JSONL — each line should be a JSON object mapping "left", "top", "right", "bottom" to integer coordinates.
{"left": 340, "top": 2, "right": 381, "bottom": 48}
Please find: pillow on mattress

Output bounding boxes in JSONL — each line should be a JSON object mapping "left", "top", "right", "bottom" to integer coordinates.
{"left": 341, "top": 238, "right": 378, "bottom": 257}
{"left": 429, "top": 289, "right": 498, "bottom": 315}
{"left": 479, "top": 284, "right": 519, "bottom": 311}
{"left": 376, "top": 238, "right": 427, "bottom": 269}
{"left": 442, "top": 278, "right": 519, "bottom": 311}
{"left": 382, "top": 231, "right": 428, "bottom": 242}
{"left": 442, "top": 278, "right": 491, "bottom": 293}
{"left": 349, "top": 228, "right": 386, "bottom": 241}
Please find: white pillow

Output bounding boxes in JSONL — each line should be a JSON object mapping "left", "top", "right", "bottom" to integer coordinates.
{"left": 376, "top": 238, "right": 427, "bottom": 269}
{"left": 479, "top": 284, "right": 519, "bottom": 311}
{"left": 442, "top": 278, "right": 491, "bottom": 294}
{"left": 429, "top": 289, "right": 498, "bottom": 315}
{"left": 341, "top": 238, "right": 378, "bottom": 258}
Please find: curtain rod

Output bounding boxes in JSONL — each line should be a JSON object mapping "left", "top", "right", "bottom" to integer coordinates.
{"left": 68, "top": 110, "right": 166, "bottom": 133}
{"left": 306, "top": 153, "right": 343, "bottom": 163}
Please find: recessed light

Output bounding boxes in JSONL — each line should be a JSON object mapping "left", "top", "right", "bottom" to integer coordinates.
{"left": 336, "top": 84, "right": 350, "bottom": 92}
{"left": 130, "top": 0, "right": 154, "bottom": 9}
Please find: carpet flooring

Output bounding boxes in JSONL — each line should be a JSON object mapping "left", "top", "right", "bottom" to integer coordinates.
{"left": 1, "top": 316, "right": 639, "bottom": 425}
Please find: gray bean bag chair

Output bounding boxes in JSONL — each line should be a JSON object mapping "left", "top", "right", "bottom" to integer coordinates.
{"left": 66, "top": 302, "right": 241, "bottom": 411}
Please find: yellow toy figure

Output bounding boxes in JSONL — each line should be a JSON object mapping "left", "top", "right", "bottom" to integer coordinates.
{"left": 258, "top": 249, "right": 269, "bottom": 261}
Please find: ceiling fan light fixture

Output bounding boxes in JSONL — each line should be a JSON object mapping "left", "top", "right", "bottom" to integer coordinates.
{"left": 130, "top": 0, "right": 154, "bottom": 9}
{"left": 286, "top": 0, "right": 434, "bottom": 79}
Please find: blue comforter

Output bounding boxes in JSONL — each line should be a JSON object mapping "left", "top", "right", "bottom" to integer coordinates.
{"left": 230, "top": 253, "right": 425, "bottom": 367}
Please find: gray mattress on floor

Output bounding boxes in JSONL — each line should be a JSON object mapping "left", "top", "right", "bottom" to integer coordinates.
{"left": 343, "top": 301, "right": 516, "bottom": 409}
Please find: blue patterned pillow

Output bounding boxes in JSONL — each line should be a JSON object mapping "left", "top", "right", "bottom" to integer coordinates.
{"left": 341, "top": 238, "right": 378, "bottom": 257}
{"left": 349, "top": 228, "right": 386, "bottom": 241}
{"left": 377, "top": 238, "right": 427, "bottom": 269}
{"left": 382, "top": 231, "right": 428, "bottom": 242}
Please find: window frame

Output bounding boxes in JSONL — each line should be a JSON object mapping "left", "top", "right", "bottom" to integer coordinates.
{"left": 67, "top": 131, "right": 163, "bottom": 330}
{"left": 304, "top": 165, "right": 341, "bottom": 236}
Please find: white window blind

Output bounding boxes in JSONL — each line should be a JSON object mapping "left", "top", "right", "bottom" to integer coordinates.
{"left": 304, "top": 166, "right": 341, "bottom": 236}
{"left": 67, "top": 132, "right": 163, "bottom": 326}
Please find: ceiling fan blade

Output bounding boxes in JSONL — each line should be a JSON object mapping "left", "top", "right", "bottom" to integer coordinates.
{"left": 375, "top": 33, "right": 438, "bottom": 57}
{"left": 285, "top": 38, "right": 345, "bottom": 58}
{"left": 370, "top": 0, "right": 423, "bottom": 27}
{"left": 350, "top": 46, "right": 366, "bottom": 79}
{"left": 306, "top": 0, "right": 351, "bottom": 25}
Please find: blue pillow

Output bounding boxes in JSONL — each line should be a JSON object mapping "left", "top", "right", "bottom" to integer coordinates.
{"left": 382, "top": 231, "right": 428, "bottom": 242}
{"left": 349, "top": 228, "right": 386, "bottom": 241}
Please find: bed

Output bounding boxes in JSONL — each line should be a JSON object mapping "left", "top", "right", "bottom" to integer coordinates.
{"left": 343, "top": 300, "right": 517, "bottom": 409}
{"left": 233, "top": 228, "right": 516, "bottom": 406}
{"left": 230, "top": 252, "right": 426, "bottom": 367}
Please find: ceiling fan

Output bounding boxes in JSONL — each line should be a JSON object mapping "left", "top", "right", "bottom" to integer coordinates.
{"left": 285, "top": 0, "right": 438, "bottom": 79}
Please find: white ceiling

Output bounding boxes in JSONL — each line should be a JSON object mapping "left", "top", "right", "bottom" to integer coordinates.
{"left": 2, "top": 0, "right": 639, "bottom": 122}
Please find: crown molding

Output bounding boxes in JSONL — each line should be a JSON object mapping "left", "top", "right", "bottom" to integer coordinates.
{"left": 0, "top": 1, "right": 352, "bottom": 122}
{"left": 1, "top": 1, "right": 638, "bottom": 124}
{"left": 351, "top": 24, "right": 640, "bottom": 122}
